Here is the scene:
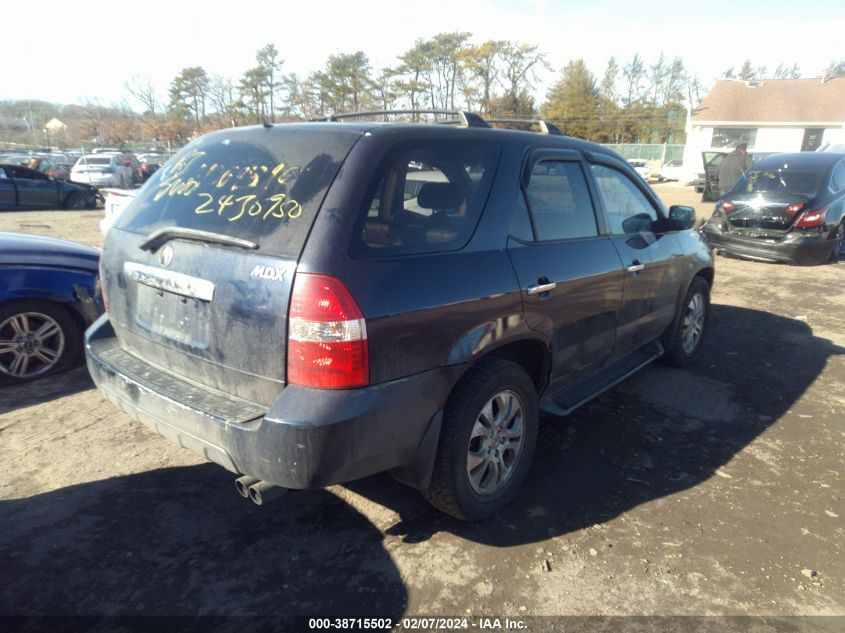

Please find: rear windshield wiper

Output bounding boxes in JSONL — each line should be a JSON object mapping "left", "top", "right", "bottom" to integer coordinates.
{"left": 139, "top": 227, "right": 259, "bottom": 252}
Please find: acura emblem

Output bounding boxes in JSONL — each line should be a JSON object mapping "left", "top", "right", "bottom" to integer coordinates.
{"left": 159, "top": 244, "right": 174, "bottom": 267}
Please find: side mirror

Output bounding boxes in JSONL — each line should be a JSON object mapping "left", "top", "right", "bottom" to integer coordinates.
{"left": 667, "top": 205, "right": 695, "bottom": 230}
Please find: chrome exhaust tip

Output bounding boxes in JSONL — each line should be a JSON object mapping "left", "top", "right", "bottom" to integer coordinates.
{"left": 235, "top": 475, "right": 259, "bottom": 498}
{"left": 248, "top": 480, "right": 288, "bottom": 505}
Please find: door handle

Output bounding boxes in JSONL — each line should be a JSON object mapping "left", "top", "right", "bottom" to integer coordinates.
{"left": 626, "top": 262, "right": 645, "bottom": 273}
{"left": 526, "top": 282, "right": 557, "bottom": 295}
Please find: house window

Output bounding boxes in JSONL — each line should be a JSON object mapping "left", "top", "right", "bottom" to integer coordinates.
{"left": 801, "top": 129, "right": 824, "bottom": 152}
{"left": 712, "top": 128, "right": 757, "bottom": 149}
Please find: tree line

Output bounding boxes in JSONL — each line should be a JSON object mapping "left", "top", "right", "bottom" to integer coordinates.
{"left": 2, "top": 33, "right": 844, "bottom": 149}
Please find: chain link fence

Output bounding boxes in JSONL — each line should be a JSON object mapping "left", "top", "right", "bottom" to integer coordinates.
{"left": 601, "top": 143, "right": 684, "bottom": 165}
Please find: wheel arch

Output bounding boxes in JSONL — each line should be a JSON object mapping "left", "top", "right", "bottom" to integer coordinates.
{"left": 478, "top": 337, "right": 550, "bottom": 395}
{"left": 661, "top": 266, "right": 714, "bottom": 353}
{"left": 391, "top": 335, "right": 549, "bottom": 493}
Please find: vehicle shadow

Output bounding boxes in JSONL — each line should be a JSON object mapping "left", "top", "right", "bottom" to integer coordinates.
{"left": 344, "top": 304, "right": 845, "bottom": 545}
{"left": 0, "top": 464, "right": 407, "bottom": 617}
{"left": 0, "top": 365, "right": 94, "bottom": 414}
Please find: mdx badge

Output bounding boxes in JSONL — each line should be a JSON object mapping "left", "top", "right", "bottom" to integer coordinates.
{"left": 251, "top": 265, "right": 287, "bottom": 281}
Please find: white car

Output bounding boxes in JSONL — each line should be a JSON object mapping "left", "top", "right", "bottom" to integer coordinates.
{"left": 658, "top": 159, "right": 684, "bottom": 182}
{"left": 99, "top": 188, "right": 137, "bottom": 235}
{"left": 627, "top": 159, "right": 652, "bottom": 182}
{"left": 70, "top": 155, "right": 133, "bottom": 188}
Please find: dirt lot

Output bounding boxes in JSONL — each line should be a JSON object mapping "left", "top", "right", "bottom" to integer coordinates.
{"left": 1, "top": 184, "right": 843, "bottom": 630}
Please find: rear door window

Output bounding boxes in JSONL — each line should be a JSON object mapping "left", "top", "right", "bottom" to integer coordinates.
{"left": 352, "top": 140, "right": 500, "bottom": 257}
{"left": 524, "top": 160, "right": 598, "bottom": 241}
{"left": 114, "top": 126, "right": 362, "bottom": 258}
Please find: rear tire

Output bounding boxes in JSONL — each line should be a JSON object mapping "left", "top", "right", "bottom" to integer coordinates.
{"left": 829, "top": 221, "right": 844, "bottom": 262}
{"left": 663, "top": 276, "right": 710, "bottom": 367}
{"left": 423, "top": 358, "right": 538, "bottom": 521}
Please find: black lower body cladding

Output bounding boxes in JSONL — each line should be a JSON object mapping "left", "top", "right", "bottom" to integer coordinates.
{"left": 702, "top": 222, "right": 839, "bottom": 265}
{"left": 85, "top": 314, "right": 461, "bottom": 489}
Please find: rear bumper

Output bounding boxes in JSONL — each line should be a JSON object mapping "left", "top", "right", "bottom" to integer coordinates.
{"left": 702, "top": 221, "right": 836, "bottom": 265}
{"left": 85, "top": 314, "right": 459, "bottom": 489}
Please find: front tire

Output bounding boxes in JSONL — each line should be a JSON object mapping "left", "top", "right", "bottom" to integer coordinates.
{"left": 64, "top": 192, "right": 87, "bottom": 210}
{"left": 423, "top": 358, "right": 538, "bottom": 521}
{"left": 0, "top": 300, "right": 81, "bottom": 385}
{"left": 663, "top": 276, "right": 710, "bottom": 367}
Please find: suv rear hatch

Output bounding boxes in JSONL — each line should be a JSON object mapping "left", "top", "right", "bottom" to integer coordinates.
{"left": 102, "top": 125, "right": 363, "bottom": 406}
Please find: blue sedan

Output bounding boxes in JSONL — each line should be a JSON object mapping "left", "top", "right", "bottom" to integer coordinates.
{"left": 0, "top": 232, "right": 103, "bottom": 384}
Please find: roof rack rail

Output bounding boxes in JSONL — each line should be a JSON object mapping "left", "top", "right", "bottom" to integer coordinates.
{"left": 314, "top": 109, "right": 490, "bottom": 128}
{"left": 486, "top": 118, "right": 565, "bottom": 136}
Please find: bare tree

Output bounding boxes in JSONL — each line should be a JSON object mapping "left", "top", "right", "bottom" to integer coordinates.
{"left": 124, "top": 74, "right": 159, "bottom": 114}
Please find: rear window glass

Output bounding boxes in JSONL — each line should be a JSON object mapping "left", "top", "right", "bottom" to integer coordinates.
{"left": 352, "top": 139, "right": 500, "bottom": 257}
{"left": 80, "top": 157, "right": 111, "bottom": 166}
{"left": 114, "top": 126, "right": 361, "bottom": 258}
{"left": 738, "top": 167, "right": 821, "bottom": 196}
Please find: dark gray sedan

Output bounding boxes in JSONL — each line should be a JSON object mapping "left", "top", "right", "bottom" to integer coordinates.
{"left": 0, "top": 163, "right": 103, "bottom": 210}
{"left": 702, "top": 152, "right": 845, "bottom": 265}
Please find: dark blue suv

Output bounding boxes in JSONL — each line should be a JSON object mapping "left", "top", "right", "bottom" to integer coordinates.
{"left": 85, "top": 113, "right": 713, "bottom": 520}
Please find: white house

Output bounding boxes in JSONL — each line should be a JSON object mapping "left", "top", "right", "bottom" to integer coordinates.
{"left": 681, "top": 77, "right": 845, "bottom": 180}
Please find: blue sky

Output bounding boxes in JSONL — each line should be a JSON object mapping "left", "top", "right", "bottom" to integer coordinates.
{"left": 5, "top": 0, "right": 842, "bottom": 107}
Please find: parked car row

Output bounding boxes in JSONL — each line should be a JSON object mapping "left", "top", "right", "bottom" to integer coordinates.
{"left": 0, "top": 153, "right": 73, "bottom": 180}
{"left": 0, "top": 146, "right": 176, "bottom": 210}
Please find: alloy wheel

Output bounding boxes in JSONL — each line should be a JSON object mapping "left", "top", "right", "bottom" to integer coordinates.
{"left": 681, "top": 293, "right": 706, "bottom": 355}
{"left": 0, "top": 311, "right": 66, "bottom": 378}
{"left": 466, "top": 389, "right": 526, "bottom": 495}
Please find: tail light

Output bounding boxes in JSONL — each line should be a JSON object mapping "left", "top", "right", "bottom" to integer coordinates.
{"left": 795, "top": 207, "right": 828, "bottom": 229}
{"left": 720, "top": 200, "right": 735, "bottom": 213}
{"left": 287, "top": 273, "right": 368, "bottom": 389}
{"left": 785, "top": 203, "right": 805, "bottom": 216}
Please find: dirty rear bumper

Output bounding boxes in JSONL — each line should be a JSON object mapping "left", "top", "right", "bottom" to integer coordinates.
{"left": 85, "top": 314, "right": 459, "bottom": 489}
{"left": 702, "top": 221, "right": 836, "bottom": 265}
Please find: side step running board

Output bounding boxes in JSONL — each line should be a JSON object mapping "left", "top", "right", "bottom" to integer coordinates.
{"left": 539, "top": 341, "right": 663, "bottom": 416}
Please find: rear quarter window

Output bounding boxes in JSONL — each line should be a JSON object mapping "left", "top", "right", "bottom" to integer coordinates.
{"left": 114, "top": 126, "right": 361, "bottom": 258}
{"left": 351, "top": 139, "right": 501, "bottom": 257}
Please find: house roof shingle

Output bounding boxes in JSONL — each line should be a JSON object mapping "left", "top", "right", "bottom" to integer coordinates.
{"left": 691, "top": 78, "right": 845, "bottom": 124}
